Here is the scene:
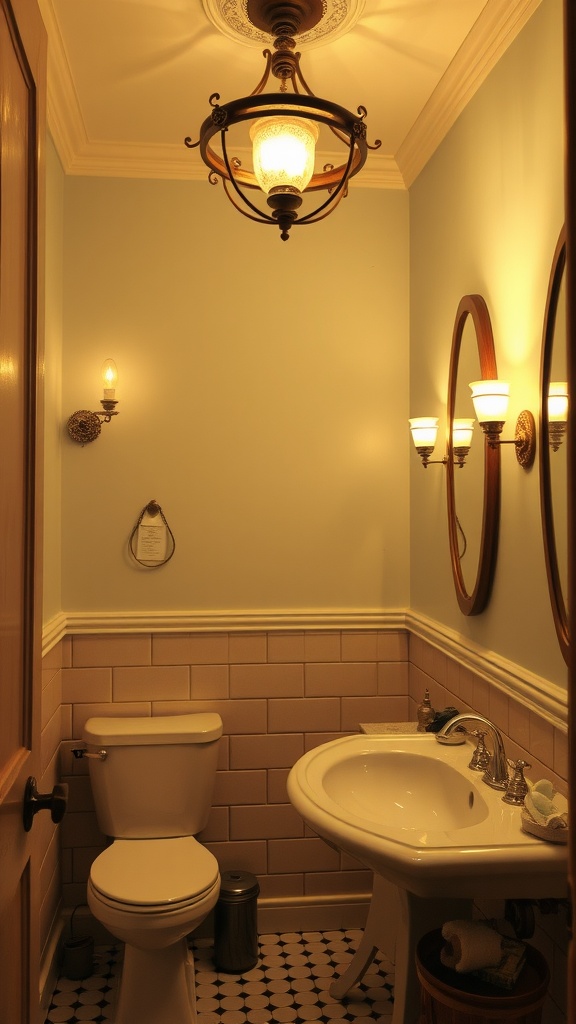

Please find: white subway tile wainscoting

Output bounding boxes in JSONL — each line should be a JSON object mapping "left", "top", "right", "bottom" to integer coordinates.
{"left": 41, "top": 624, "right": 568, "bottom": 1022}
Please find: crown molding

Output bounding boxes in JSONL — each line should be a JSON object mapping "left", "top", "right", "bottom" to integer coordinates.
{"left": 38, "top": 0, "right": 88, "bottom": 169}
{"left": 58, "top": 142, "right": 202, "bottom": 181}
{"left": 41, "top": 0, "right": 538, "bottom": 187}
{"left": 396, "top": 0, "right": 543, "bottom": 187}
{"left": 55, "top": 140, "right": 405, "bottom": 189}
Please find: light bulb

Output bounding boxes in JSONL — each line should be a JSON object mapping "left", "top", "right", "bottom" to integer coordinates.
{"left": 101, "top": 359, "right": 118, "bottom": 400}
{"left": 250, "top": 116, "right": 318, "bottom": 195}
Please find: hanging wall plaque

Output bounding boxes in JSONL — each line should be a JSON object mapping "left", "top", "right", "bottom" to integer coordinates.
{"left": 129, "top": 500, "right": 175, "bottom": 568}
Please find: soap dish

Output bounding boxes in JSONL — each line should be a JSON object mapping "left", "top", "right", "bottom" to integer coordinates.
{"left": 521, "top": 792, "right": 569, "bottom": 844}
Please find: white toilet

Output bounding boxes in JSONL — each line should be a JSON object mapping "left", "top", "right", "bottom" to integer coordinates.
{"left": 82, "top": 712, "right": 223, "bottom": 1024}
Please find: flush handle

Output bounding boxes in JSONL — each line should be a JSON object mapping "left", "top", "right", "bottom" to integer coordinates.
{"left": 23, "top": 776, "right": 69, "bottom": 833}
{"left": 72, "top": 747, "right": 107, "bottom": 761}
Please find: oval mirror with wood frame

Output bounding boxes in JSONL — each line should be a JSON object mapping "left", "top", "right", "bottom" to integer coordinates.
{"left": 540, "top": 226, "right": 569, "bottom": 663}
{"left": 447, "top": 295, "right": 501, "bottom": 616}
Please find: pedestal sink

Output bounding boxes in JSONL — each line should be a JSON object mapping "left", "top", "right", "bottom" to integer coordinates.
{"left": 287, "top": 733, "right": 568, "bottom": 1024}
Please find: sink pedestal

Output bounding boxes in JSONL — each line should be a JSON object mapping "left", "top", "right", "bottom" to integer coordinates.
{"left": 287, "top": 733, "right": 567, "bottom": 1022}
{"left": 330, "top": 874, "right": 472, "bottom": 1024}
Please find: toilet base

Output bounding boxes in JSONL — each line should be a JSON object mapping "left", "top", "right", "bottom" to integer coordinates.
{"left": 115, "top": 938, "right": 196, "bottom": 1024}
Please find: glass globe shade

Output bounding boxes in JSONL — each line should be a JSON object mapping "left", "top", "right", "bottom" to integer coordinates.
{"left": 548, "top": 381, "right": 569, "bottom": 421}
{"left": 452, "top": 418, "right": 475, "bottom": 447}
{"left": 469, "top": 380, "right": 509, "bottom": 422}
{"left": 250, "top": 116, "right": 319, "bottom": 194}
{"left": 409, "top": 417, "right": 439, "bottom": 448}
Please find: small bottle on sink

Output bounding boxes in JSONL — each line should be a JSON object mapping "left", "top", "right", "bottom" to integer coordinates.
{"left": 417, "top": 689, "right": 435, "bottom": 732}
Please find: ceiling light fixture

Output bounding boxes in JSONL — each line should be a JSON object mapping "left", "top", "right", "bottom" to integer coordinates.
{"left": 185, "top": 0, "right": 381, "bottom": 240}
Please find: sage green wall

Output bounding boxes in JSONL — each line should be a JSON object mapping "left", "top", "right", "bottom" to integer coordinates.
{"left": 58, "top": 180, "right": 410, "bottom": 615}
{"left": 45, "top": 0, "right": 567, "bottom": 700}
{"left": 409, "top": 0, "right": 566, "bottom": 686}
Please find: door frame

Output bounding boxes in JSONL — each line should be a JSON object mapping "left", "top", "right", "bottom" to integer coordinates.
{"left": 0, "top": 0, "right": 46, "bottom": 1021}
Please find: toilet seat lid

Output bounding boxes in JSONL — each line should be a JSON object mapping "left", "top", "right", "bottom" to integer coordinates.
{"left": 90, "top": 837, "right": 219, "bottom": 907}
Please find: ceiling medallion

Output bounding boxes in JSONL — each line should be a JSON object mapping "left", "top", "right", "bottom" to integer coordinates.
{"left": 202, "top": 0, "right": 364, "bottom": 48}
{"left": 186, "top": 0, "right": 380, "bottom": 240}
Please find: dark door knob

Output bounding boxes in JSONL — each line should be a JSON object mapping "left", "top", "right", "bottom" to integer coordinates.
{"left": 23, "top": 776, "right": 68, "bottom": 832}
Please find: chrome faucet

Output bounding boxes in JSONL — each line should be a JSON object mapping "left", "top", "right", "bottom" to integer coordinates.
{"left": 435, "top": 713, "right": 509, "bottom": 791}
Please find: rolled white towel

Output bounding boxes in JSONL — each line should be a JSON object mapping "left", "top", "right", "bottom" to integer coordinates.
{"left": 524, "top": 790, "right": 554, "bottom": 825}
{"left": 440, "top": 920, "right": 504, "bottom": 973}
{"left": 532, "top": 779, "right": 556, "bottom": 800}
{"left": 524, "top": 780, "right": 569, "bottom": 831}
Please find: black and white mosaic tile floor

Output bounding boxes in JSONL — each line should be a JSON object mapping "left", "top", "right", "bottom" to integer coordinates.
{"left": 45, "top": 930, "right": 395, "bottom": 1024}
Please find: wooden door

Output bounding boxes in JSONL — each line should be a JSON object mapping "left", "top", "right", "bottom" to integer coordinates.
{"left": 0, "top": 1, "right": 46, "bottom": 1022}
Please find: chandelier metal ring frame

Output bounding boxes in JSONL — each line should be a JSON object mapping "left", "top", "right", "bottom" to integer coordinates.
{"left": 186, "top": 89, "right": 371, "bottom": 229}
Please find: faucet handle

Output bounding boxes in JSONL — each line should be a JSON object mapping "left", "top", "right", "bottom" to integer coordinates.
{"left": 468, "top": 730, "right": 491, "bottom": 772}
{"left": 503, "top": 758, "right": 532, "bottom": 805}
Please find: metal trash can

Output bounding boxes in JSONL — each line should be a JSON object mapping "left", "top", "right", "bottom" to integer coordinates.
{"left": 214, "top": 870, "right": 260, "bottom": 973}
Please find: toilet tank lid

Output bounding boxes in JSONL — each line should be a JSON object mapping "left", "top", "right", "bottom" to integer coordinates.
{"left": 83, "top": 713, "right": 223, "bottom": 746}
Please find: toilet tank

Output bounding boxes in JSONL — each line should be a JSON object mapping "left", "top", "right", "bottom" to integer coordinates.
{"left": 83, "top": 713, "right": 222, "bottom": 839}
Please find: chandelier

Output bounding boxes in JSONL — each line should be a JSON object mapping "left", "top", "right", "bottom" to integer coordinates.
{"left": 185, "top": 0, "right": 381, "bottom": 241}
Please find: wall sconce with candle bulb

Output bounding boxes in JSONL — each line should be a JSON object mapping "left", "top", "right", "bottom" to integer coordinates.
{"left": 409, "top": 417, "right": 475, "bottom": 468}
{"left": 67, "top": 359, "right": 120, "bottom": 445}
{"left": 469, "top": 380, "right": 536, "bottom": 468}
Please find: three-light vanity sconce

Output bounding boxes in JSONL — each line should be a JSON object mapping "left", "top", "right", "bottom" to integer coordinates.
{"left": 410, "top": 379, "right": 569, "bottom": 470}
{"left": 67, "top": 359, "right": 120, "bottom": 445}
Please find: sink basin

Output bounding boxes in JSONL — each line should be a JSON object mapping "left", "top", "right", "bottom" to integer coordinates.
{"left": 321, "top": 749, "right": 489, "bottom": 831}
{"left": 287, "top": 732, "right": 568, "bottom": 899}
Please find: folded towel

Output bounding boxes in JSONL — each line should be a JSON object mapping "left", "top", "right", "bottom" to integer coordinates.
{"left": 524, "top": 790, "right": 554, "bottom": 823}
{"left": 440, "top": 920, "right": 504, "bottom": 973}
{"left": 524, "top": 779, "right": 568, "bottom": 831}
{"left": 531, "top": 778, "right": 556, "bottom": 799}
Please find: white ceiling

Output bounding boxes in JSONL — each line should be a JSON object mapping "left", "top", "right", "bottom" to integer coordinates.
{"left": 39, "top": 0, "right": 541, "bottom": 188}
